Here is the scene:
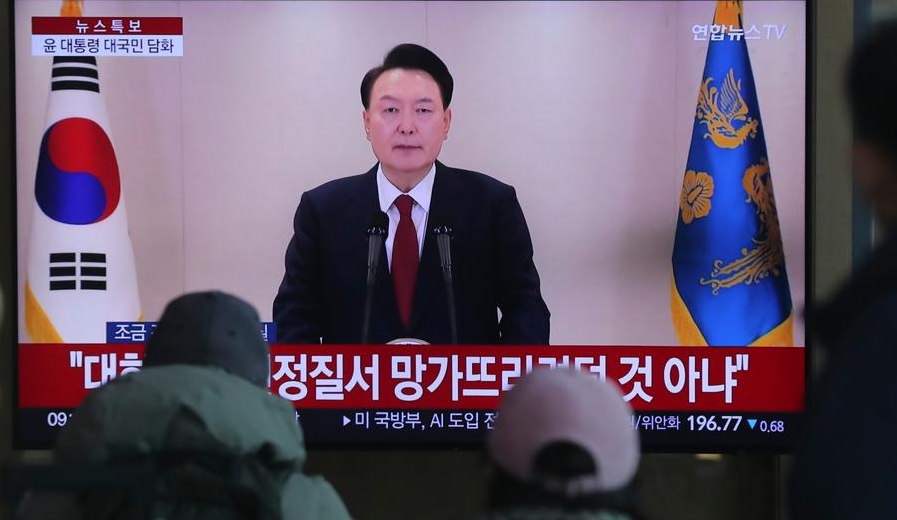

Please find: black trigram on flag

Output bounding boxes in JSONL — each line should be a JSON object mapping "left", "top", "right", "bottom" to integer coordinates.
{"left": 52, "top": 56, "right": 100, "bottom": 93}
{"left": 49, "top": 252, "right": 107, "bottom": 291}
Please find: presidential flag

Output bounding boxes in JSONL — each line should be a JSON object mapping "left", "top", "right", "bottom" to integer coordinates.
{"left": 671, "top": 1, "right": 793, "bottom": 346}
{"left": 25, "top": 0, "right": 141, "bottom": 343}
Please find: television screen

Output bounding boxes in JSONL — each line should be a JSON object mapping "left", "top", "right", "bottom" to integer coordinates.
{"left": 13, "top": 0, "right": 807, "bottom": 450}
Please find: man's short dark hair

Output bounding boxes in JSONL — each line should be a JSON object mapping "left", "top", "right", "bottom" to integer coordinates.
{"left": 360, "top": 43, "right": 454, "bottom": 110}
{"left": 847, "top": 20, "right": 897, "bottom": 164}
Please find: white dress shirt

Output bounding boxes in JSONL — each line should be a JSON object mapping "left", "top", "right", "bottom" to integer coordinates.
{"left": 376, "top": 163, "right": 435, "bottom": 271}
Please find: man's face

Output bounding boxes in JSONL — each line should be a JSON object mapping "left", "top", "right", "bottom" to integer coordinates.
{"left": 852, "top": 141, "right": 897, "bottom": 229}
{"left": 363, "top": 68, "right": 452, "bottom": 180}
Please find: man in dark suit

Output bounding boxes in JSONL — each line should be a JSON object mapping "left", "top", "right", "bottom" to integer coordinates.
{"left": 273, "top": 43, "right": 549, "bottom": 345}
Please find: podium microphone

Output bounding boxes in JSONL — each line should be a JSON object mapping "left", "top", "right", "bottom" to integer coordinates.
{"left": 361, "top": 211, "right": 388, "bottom": 343}
{"left": 433, "top": 223, "right": 458, "bottom": 345}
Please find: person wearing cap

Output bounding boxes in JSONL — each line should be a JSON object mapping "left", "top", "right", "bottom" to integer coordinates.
{"left": 790, "top": 20, "right": 897, "bottom": 520}
{"left": 474, "top": 368, "right": 645, "bottom": 520}
{"left": 273, "top": 43, "right": 550, "bottom": 345}
{"left": 20, "top": 291, "right": 352, "bottom": 520}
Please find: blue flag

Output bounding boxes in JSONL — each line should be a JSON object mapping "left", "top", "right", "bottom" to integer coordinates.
{"left": 671, "top": 1, "right": 793, "bottom": 346}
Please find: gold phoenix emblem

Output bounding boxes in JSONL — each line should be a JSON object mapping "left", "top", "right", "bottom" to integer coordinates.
{"left": 696, "top": 69, "right": 759, "bottom": 149}
{"left": 679, "top": 170, "right": 714, "bottom": 224}
{"left": 700, "top": 158, "right": 786, "bottom": 294}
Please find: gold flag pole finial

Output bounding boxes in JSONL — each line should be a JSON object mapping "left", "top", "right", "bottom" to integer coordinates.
{"left": 713, "top": 1, "right": 743, "bottom": 29}
{"left": 60, "top": 0, "right": 83, "bottom": 17}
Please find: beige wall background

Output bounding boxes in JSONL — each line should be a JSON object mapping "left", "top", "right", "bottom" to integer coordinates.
{"left": 14, "top": 0, "right": 806, "bottom": 346}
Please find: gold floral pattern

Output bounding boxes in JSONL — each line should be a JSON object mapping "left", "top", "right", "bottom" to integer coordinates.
{"left": 679, "top": 170, "right": 714, "bottom": 224}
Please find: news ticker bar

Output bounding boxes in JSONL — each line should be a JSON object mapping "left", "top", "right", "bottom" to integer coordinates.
{"left": 18, "top": 344, "right": 805, "bottom": 412}
{"left": 106, "top": 322, "right": 276, "bottom": 344}
{"left": 17, "top": 408, "right": 800, "bottom": 450}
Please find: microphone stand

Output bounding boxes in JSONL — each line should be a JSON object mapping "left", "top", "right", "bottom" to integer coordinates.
{"left": 434, "top": 225, "right": 458, "bottom": 345}
{"left": 361, "top": 216, "right": 388, "bottom": 343}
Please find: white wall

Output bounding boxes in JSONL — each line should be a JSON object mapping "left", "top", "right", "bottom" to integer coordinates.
{"left": 15, "top": 0, "right": 806, "bottom": 345}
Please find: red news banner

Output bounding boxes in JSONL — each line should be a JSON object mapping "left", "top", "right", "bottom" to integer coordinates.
{"left": 31, "top": 17, "right": 183, "bottom": 35}
{"left": 18, "top": 345, "right": 804, "bottom": 412}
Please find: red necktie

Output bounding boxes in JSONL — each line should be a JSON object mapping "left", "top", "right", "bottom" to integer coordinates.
{"left": 392, "top": 194, "right": 418, "bottom": 330}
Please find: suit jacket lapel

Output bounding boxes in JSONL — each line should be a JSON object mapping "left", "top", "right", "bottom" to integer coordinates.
{"left": 354, "top": 165, "right": 404, "bottom": 340}
{"left": 409, "top": 161, "right": 462, "bottom": 335}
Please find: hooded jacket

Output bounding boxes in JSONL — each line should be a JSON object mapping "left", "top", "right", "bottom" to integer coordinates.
{"left": 20, "top": 365, "right": 352, "bottom": 520}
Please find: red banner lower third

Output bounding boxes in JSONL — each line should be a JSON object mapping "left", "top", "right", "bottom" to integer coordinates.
{"left": 18, "top": 344, "right": 804, "bottom": 413}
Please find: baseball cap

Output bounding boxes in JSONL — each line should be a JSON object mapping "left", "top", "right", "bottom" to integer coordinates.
{"left": 488, "top": 367, "right": 640, "bottom": 496}
{"left": 143, "top": 291, "right": 269, "bottom": 387}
